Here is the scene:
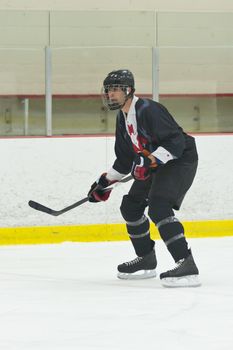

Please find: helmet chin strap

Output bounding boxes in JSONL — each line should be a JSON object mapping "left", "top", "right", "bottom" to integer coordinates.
{"left": 121, "top": 92, "right": 131, "bottom": 108}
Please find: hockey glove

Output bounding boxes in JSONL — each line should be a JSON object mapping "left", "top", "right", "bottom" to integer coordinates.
{"left": 131, "top": 153, "right": 157, "bottom": 181}
{"left": 88, "top": 173, "right": 118, "bottom": 202}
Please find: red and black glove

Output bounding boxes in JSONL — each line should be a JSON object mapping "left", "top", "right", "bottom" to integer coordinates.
{"left": 88, "top": 173, "right": 117, "bottom": 202}
{"left": 131, "top": 153, "right": 157, "bottom": 181}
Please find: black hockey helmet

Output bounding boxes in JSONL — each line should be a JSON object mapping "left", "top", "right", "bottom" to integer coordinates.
{"left": 102, "top": 69, "right": 135, "bottom": 110}
{"left": 103, "top": 69, "right": 135, "bottom": 88}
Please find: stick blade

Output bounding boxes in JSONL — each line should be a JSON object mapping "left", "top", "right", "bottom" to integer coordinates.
{"left": 28, "top": 200, "right": 59, "bottom": 216}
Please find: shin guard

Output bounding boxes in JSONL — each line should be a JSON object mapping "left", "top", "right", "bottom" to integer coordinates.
{"left": 157, "top": 216, "right": 189, "bottom": 262}
{"left": 126, "top": 215, "right": 154, "bottom": 256}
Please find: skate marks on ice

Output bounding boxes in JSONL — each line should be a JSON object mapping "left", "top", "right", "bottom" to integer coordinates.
{"left": 0, "top": 238, "right": 232, "bottom": 350}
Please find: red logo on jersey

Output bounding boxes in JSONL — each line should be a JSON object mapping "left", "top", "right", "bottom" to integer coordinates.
{"left": 127, "top": 123, "right": 144, "bottom": 153}
{"left": 127, "top": 124, "right": 134, "bottom": 136}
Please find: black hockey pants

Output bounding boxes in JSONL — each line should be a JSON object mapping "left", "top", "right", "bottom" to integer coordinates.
{"left": 120, "top": 159, "right": 198, "bottom": 261}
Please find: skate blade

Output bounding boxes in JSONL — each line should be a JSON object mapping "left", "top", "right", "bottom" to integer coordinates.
{"left": 117, "top": 269, "right": 157, "bottom": 280}
{"left": 161, "top": 274, "right": 201, "bottom": 288}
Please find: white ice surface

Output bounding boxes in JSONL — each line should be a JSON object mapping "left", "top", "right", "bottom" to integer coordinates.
{"left": 0, "top": 237, "right": 233, "bottom": 350}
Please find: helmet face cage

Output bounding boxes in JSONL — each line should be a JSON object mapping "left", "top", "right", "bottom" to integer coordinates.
{"left": 101, "top": 69, "right": 135, "bottom": 110}
{"left": 101, "top": 84, "right": 130, "bottom": 110}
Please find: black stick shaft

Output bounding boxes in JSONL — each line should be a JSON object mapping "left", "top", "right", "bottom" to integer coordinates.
{"left": 28, "top": 175, "right": 132, "bottom": 216}
{"left": 28, "top": 197, "right": 89, "bottom": 216}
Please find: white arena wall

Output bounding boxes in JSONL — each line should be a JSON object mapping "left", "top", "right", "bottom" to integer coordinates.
{"left": 1, "top": 0, "right": 233, "bottom": 11}
{"left": 0, "top": 10, "right": 233, "bottom": 96}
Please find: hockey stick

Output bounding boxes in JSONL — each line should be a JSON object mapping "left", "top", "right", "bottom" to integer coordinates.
{"left": 28, "top": 174, "right": 133, "bottom": 217}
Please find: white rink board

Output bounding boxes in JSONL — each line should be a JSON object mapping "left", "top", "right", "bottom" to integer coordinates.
{"left": 0, "top": 134, "right": 232, "bottom": 228}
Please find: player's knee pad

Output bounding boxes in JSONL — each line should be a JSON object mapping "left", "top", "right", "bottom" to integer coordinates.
{"left": 148, "top": 196, "right": 174, "bottom": 224}
{"left": 120, "top": 194, "right": 146, "bottom": 222}
{"left": 126, "top": 214, "right": 150, "bottom": 236}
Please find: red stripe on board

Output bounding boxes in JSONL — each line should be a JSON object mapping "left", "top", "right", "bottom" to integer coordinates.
{"left": 0, "top": 93, "right": 233, "bottom": 99}
{"left": 1, "top": 132, "right": 233, "bottom": 140}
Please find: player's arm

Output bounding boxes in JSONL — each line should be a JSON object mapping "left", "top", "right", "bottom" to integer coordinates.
{"left": 147, "top": 103, "right": 186, "bottom": 161}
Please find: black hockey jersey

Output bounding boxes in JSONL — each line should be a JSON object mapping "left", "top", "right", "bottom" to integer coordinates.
{"left": 112, "top": 96, "right": 198, "bottom": 175}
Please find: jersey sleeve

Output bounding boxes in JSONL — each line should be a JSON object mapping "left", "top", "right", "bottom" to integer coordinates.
{"left": 146, "top": 102, "right": 186, "bottom": 159}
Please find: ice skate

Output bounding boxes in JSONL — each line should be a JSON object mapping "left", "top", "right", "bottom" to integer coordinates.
{"left": 160, "top": 249, "right": 201, "bottom": 288}
{"left": 117, "top": 249, "right": 157, "bottom": 280}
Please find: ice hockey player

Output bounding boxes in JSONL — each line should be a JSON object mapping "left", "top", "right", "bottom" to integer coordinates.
{"left": 87, "top": 69, "right": 201, "bottom": 288}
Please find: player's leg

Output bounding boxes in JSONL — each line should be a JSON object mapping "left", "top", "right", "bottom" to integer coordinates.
{"left": 148, "top": 161, "right": 201, "bottom": 287}
{"left": 117, "top": 179, "right": 157, "bottom": 280}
